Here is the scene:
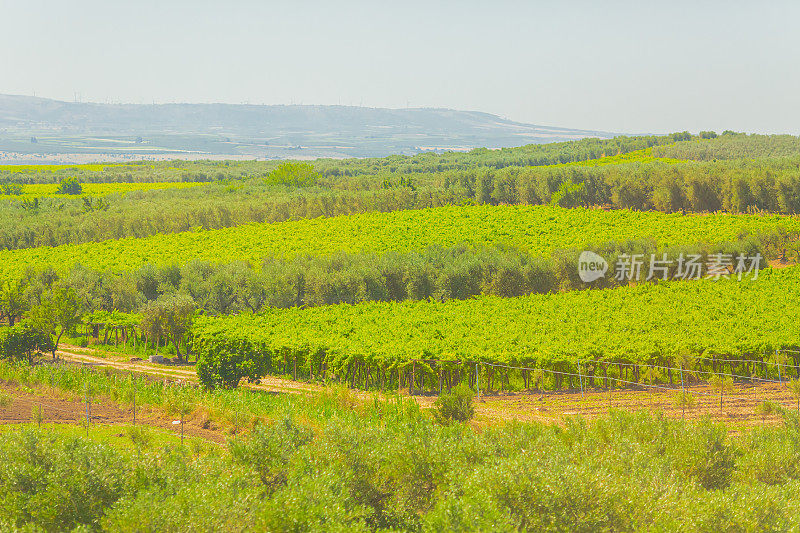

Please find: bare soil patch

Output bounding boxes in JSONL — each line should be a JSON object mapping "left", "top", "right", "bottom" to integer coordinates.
{"left": 0, "top": 381, "right": 226, "bottom": 444}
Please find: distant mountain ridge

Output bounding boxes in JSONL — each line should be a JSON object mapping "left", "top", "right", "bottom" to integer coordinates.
{"left": 0, "top": 94, "right": 616, "bottom": 162}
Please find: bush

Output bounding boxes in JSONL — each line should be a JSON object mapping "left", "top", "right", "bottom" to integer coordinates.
{"left": 434, "top": 383, "right": 475, "bottom": 423}
{"left": 0, "top": 322, "right": 54, "bottom": 363}
{"left": 195, "top": 340, "right": 266, "bottom": 390}
{"left": 0, "top": 429, "right": 126, "bottom": 531}
{"left": 55, "top": 176, "right": 82, "bottom": 195}
{"left": 230, "top": 417, "right": 313, "bottom": 492}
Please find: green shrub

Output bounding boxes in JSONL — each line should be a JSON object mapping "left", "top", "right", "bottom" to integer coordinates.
{"left": 196, "top": 342, "right": 266, "bottom": 390}
{"left": 0, "top": 429, "right": 126, "bottom": 531}
{"left": 434, "top": 383, "right": 475, "bottom": 423}
{"left": 55, "top": 176, "right": 82, "bottom": 195}
{"left": 0, "top": 322, "right": 54, "bottom": 363}
{"left": 230, "top": 417, "right": 313, "bottom": 492}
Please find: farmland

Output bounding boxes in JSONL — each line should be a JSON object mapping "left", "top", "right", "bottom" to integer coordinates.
{"left": 3, "top": 132, "right": 800, "bottom": 531}
{"left": 1, "top": 203, "right": 799, "bottom": 282}
{"left": 190, "top": 265, "right": 800, "bottom": 388}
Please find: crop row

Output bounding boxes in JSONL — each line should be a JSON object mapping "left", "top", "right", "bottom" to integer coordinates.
{"left": 192, "top": 266, "right": 800, "bottom": 389}
{"left": 2, "top": 204, "right": 800, "bottom": 282}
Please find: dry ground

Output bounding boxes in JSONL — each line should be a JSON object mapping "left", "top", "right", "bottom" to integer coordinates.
{"left": 0, "top": 381, "right": 227, "bottom": 443}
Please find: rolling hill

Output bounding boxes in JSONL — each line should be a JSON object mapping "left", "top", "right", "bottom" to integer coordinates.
{"left": 0, "top": 94, "right": 615, "bottom": 161}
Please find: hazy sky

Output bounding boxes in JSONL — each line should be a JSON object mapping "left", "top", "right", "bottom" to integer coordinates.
{"left": 2, "top": 0, "right": 799, "bottom": 134}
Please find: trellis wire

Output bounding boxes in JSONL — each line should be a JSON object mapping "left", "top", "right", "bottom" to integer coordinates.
{"left": 479, "top": 360, "right": 794, "bottom": 408}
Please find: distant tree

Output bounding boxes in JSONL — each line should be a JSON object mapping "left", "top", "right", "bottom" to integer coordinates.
{"left": 687, "top": 178, "right": 722, "bottom": 212}
{"left": 264, "top": 162, "right": 319, "bottom": 187}
{"left": 56, "top": 177, "right": 83, "bottom": 195}
{"left": 699, "top": 131, "right": 718, "bottom": 139}
{"left": 550, "top": 180, "right": 586, "bottom": 208}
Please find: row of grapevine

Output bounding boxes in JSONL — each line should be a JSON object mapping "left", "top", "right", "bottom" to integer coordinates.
{"left": 192, "top": 265, "right": 800, "bottom": 389}
{"left": 3, "top": 204, "right": 800, "bottom": 282}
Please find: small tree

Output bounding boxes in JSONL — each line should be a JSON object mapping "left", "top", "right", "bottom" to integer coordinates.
{"left": 140, "top": 294, "right": 195, "bottom": 361}
{"left": 196, "top": 344, "right": 265, "bottom": 390}
{"left": 672, "top": 390, "right": 697, "bottom": 420}
{"left": 31, "top": 404, "right": 43, "bottom": 428}
{"left": 0, "top": 280, "right": 29, "bottom": 326}
{"left": 124, "top": 425, "right": 152, "bottom": 461}
{"left": 55, "top": 176, "right": 83, "bottom": 195}
{"left": 0, "top": 321, "right": 54, "bottom": 364}
{"left": 264, "top": 162, "right": 319, "bottom": 187}
{"left": 29, "top": 286, "right": 82, "bottom": 359}
{"left": 756, "top": 401, "right": 778, "bottom": 426}
{"left": 772, "top": 351, "right": 789, "bottom": 383}
{"left": 641, "top": 366, "right": 661, "bottom": 408}
{"left": 531, "top": 369, "right": 545, "bottom": 400}
{"left": 165, "top": 386, "right": 194, "bottom": 445}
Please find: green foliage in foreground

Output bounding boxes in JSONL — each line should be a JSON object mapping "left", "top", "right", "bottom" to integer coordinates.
{"left": 434, "top": 383, "right": 475, "bottom": 423}
{"left": 2, "top": 358, "right": 800, "bottom": 531}
{"left": 2, "top": 408, "right": 800, "bottom": 531}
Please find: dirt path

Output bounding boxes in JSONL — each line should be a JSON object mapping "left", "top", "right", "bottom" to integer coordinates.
{"left": 56, "top": 344, "right": 321, "bottom": 395}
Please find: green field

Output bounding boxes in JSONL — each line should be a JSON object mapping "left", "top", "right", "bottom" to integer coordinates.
{"left": 192, "top": 265, "right": 800, "bottom": 387}
{"left": 1, "top": 203, "right": 798, "bottom": 282}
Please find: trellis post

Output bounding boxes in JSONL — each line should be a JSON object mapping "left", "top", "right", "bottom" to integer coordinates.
{"left": 475, "top": 363, "right": 480, "bottom": 400}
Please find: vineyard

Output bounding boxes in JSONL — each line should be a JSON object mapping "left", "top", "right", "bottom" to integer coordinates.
{"left": 2, "top": 134, "right": 800, "bottom": 532}
{"left": 192, "top": 265, "right": 800, "bottom": 389}
{"left": 2, "top": 203, "right": 799, "bottom": 282}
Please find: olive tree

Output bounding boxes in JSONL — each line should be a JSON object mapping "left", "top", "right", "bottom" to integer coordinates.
{"left": 29, "top": 286, "right": 82, "bottom": 359}
{"left": 140, "top": 294, "right": 195, "bottom": 361}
